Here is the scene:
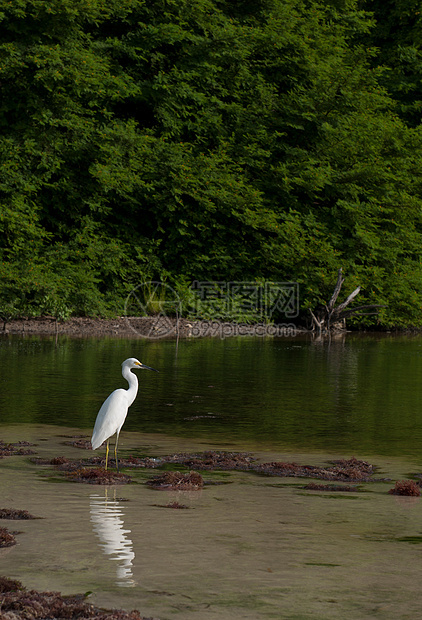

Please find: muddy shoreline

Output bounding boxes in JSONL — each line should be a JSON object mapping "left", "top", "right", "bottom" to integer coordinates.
{"left": 1, "top": 316, "right": 301, "bottom": 339}
{"left": 1, "top": 316, "right": 187, "bottom": 338}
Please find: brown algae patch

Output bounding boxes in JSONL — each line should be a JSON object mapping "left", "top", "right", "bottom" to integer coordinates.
{"left": 31, "top": 456, "right": 80, "bottom": 470}
{"left": 303, "top": 483, "right": 361, "bottom": 492}
{"left": 63, "top": 438, "right": 92, "bottom": 450}
{"left": 66, "top": 468, "right": 132, "bottom": 485}
{"left": 30, "top": 451, "right": 381, "bottom": 486}
{"left": 95, "top": 451, "right": 255, "bottom": 471}
{"left": 389, "top": 480, "right": 421, "bottom": 496}
{"left": 0, "top": 528, "right": 17, "bottom": 548}
{"left": 79, "top": 451, "right": 254, "bottom": 471}
{"left": 146, "top": 471, "right": 204, "bottom": 490}
{"left": 31, "top": 458, "right": 132, "bottom": 484}
{"left": 117, "top": 452, "right": 376, "bottom": 482}
{"left": 0, "top": 508, "right": 38, "bottom": 520}
{"left": 0, "top": 576, "right": 153, "bottom": 619}
{"left": 256, "top": 457, "right": 376, "bottom": 481}
{"left": 163, "top": 451, "right": 255, "bottom": 471}
{"left": 0, "top": 441, "right": 36, "bottom": 458}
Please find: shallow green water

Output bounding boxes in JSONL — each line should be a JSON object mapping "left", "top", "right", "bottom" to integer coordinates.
{"left": 2, "top": 333, "right": 422, "bottom": 619}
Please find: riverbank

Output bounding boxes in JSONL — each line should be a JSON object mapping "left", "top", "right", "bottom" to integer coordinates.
{"left": 1, "top": 316, "right": 191, "bottom": 338}
{"left": 1, "top": 316, "right": 301, "bottom": 339}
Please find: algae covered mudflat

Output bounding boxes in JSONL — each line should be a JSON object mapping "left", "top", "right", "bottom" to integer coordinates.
{"left": 1, "top": 424, "right": 422, "bottom": 619}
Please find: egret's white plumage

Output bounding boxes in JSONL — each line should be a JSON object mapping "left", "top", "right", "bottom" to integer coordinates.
{"left": 91, "top": 357, "right": 158, "bottom": 471}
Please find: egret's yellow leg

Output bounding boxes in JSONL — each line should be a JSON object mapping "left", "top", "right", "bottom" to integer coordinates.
{"left": 105, "top": 439, "right": 110, "bottom": 471}
{"left": 115, "top": 434, "right": 120, "bottom": 473}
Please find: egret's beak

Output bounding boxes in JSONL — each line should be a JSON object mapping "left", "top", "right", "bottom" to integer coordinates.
{"left": 139, "top": 363, "right": 159, "bottom": 372}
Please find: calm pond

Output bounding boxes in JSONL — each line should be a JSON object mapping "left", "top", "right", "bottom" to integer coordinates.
{"left": 1, "top": 333, "right": 422, "bottom": 619}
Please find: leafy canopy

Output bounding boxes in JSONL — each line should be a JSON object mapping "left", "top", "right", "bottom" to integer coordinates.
{"left": 0, "top": 0, "right": 421, "bottom": 326}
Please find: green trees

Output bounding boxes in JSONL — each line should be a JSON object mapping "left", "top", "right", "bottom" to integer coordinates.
{"left": 360, "top": 0, "right": 422, "bottom": 127}
{"left": 0, "top": 0, "right": 421, "bottom": 326}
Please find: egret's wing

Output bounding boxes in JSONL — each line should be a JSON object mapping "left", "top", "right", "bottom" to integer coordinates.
{"left": 91, "top": 389, "right": 129, "bottom": 450}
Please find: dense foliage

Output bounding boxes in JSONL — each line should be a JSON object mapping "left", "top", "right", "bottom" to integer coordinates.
{"left": 0, "top": 0, "right": 422, "bottom": 326}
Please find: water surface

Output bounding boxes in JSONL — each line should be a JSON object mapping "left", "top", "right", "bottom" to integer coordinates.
{"left": 1, "top": 333, "right": 422, "bottom": 619}
{"left": 2, "top": 333, "right": 422, "bottom": 457}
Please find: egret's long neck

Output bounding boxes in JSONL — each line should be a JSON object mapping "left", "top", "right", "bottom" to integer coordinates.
{"left": 123, "top": 366, "right": 139, "bottom": 407}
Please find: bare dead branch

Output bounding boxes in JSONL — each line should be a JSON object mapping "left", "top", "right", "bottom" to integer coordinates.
{"left": 334, "top": 286, "right": 361, "bottom": 314}
{"left": 339, "top": 304, "right": 387, "bottom": 320}
{"left": 327, "top": 268, "right": 345, "bottom": 312}
{"left": 309, "top": 309, "right": 322, "bottom": 331}
{"left": 309, "top": 269, "right": 386, "bottom": 333}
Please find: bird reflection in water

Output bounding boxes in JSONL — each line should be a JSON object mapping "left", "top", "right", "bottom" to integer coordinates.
{"left": 90, "top": 491, "right": 135, "bottom": 587}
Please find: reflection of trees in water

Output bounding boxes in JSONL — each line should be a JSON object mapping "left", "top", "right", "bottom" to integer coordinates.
{"left": 90, "top": 492, "right": 135, "bottom": 587}
{"left": 311, "top": 333, "right": 360, "bottom": 427}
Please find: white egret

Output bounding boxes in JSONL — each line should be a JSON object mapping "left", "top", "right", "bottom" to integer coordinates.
{"left": 91, "top": 358, "right": 158, "bottom": 471}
